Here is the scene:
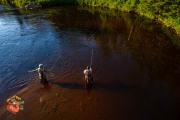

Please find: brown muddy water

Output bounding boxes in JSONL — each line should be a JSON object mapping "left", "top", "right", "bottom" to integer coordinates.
{"left": 0, "top": 4, "right": 180, "bottom": 120}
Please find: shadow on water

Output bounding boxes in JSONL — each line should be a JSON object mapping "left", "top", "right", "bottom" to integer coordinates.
{"left": 51, "top": 81, "right": 84, "bottom": 89}
{"left": 42, "top": 83, "right": 52, "bottom": 89}
{"left": 50, "top": 81, "right": 132, "bottom": 92}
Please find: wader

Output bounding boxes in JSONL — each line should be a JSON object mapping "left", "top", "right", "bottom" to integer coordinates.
{"left": 39, "top": 70, "right": 48, "bottom": 84}
{"left": 85, "top": 75, "right": 93, "bottom": 88}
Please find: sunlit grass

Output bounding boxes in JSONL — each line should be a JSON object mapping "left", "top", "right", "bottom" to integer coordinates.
{"left": 0, "top": 0, "right": 179, "bottom": 35}
{"left": 76, "top": 0, "right": 180, "bottom": 35}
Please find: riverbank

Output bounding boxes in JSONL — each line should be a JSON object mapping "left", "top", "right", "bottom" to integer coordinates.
{"left": 0, "top": 0, "right": 179, "bottom": 36}
{"left": 77, "top": 0, "right": 180, "bottom": 36}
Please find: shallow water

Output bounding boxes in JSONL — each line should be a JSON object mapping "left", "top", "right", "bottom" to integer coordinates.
{"left": 0, "top": 5, "right": 179, "bottom": 120}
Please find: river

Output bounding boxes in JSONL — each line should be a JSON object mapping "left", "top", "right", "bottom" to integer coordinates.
{"left": 0, "top": 4, "right": 179, "bottom": 120}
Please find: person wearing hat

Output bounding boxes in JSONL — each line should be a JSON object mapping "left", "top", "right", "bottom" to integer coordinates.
{"left": 83, "top": 66, "right": 93, "bottom": 87}
{"left": 29, "top": 64, "right": 50, "bottom": 84}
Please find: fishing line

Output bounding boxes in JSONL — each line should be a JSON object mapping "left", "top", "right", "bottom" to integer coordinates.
{"left": 49, "top": 29, "right": 101, "bottom": 81}
{"left": 28, "top": 41, "right": 63, "bottom": 81}
{"left": 85, "top": 43, "right": 94, "bottom": 68}
{"left": 36, "top": 28, "right": 120, "bottom": 81}
{"left": 85, "top": 28, "right": 102, "bottom": 68}
{"left": 49, "top": 52, "right": 62, "bottom": 71}
{"left": 50, "top": 29, "right": 100, "bottom": 80}
{"left": 47, "top": 52, "right": 62, "bottom": 80}
{"left": 84, "top": 27, "right": 121, "bottom": 68}
{"left": 84, "top": 28, "right": 117, "bottom": 52}
{"left": 87, "top": 29, "right": 102, "bottom": 41}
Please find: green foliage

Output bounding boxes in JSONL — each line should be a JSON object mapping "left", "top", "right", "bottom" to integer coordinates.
{"left": 0, "top": 0, "right": 76, "bottom": 7}
{"left": 77, "top": 0, "right": 180, "bottom": 35}
{"left": 0, "top": 0, "right": 179, "bottom": 35}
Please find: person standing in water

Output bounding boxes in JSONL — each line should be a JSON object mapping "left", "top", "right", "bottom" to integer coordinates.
{"left": 29, "top": 64, "right": 50, "bottom": 84}
{"left": 83, "top": 66, "right": 93, "bottom": 88}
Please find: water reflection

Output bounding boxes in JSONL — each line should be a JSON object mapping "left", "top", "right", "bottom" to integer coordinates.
{"left": 0, "top": 5, "right": 179, "bottom": 119}
{"left": 78, "top": 7, "right": 180, "bottom": 82}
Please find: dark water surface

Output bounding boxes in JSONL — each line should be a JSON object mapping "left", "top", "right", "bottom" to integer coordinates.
{"left": 0, "top": 4, "right": 180, "bottom": 120}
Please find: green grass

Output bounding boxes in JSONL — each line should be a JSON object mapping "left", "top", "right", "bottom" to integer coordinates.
{"left": 77, "top": 0, "right": 180, "bottom": 35}
{"left": 0, "top": 0, "right": 76, "bottom": 7}
{"left": 0, "top": 0, "right": 179, "bottom": 35}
